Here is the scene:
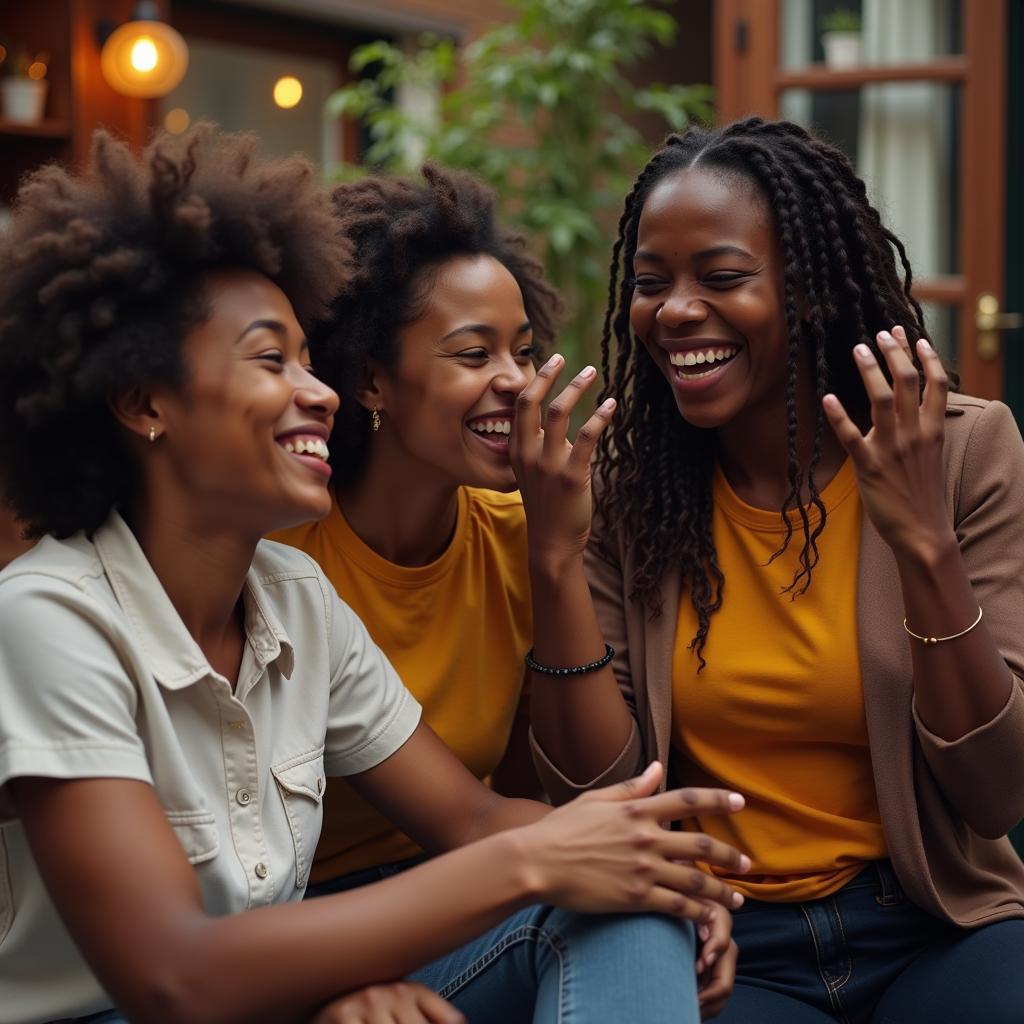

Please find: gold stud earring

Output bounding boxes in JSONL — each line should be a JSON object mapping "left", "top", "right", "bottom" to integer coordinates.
{"left": 148, "top": 426, "right": 157, "bottom": 443}
{"left": 371, "top": 408, "right": 381, "bottom": 433}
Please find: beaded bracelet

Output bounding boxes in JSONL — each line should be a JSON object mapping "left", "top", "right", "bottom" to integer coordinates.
{"left": 525, "top": 643, "right": 615, "bottom": 677}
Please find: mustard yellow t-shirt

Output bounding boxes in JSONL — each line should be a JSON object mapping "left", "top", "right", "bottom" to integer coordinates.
{"left": 271, "top": 487, "right": 532, "bottom": 880}
{"left": 672, "top": 459, "right": 887, "bottom": 902}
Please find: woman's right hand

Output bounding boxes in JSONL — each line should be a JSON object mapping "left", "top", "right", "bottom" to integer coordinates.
{"left": 510, "top": 354, "right": 616, "bottom": 572}
{"left": 516, "top": 762, "right": 749, "bottom": 922}
{"left": 310, "top": 982, "right": 465, "bottom": 1024}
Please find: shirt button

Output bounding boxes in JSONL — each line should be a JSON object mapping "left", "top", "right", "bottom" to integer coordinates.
{"left": 254, "top": 862, "right": 268, "bottom": 880}
{"left": 296, "top": 876, "right": 307, "bottom": 889}
{"left": 236, "top": 788, "right": 252, "bottom": 806}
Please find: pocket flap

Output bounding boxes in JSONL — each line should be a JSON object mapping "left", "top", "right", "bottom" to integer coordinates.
{"left": 272, "top": 746, "right": 326, "bottom": 803}
{"left": 166, "top": 811, "right": 220, "bottom": 865}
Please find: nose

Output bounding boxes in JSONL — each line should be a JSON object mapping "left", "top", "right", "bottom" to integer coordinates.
{"left": 655, "top": 287, "right": 709, "bottom": 330}
{"left": 491, "top": 351, "right": 534, "bottom": 397}
{"left": 295, "top": 368, "right": 340, "bottom": 419}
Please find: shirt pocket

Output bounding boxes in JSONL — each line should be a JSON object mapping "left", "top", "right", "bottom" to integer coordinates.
{"left": 165, "top": 809, "right": 221, "bottom": 865}
{"left": 272, "top": 745, "right": 326, "bottom": 891}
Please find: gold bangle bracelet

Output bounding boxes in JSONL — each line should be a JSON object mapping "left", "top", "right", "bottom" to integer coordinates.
{"left": 903, "top": 606, "right": 983, "bottom": 646}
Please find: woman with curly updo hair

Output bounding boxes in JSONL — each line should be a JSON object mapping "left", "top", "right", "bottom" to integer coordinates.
{"left": 0, "top": 127, "right": 748, "bottom": 1024}
{"left": 272, "top": 164, "right": 740, "bottom": 1010}
{"left": 512, "top": 117, "right": 1024, "bottom": 1021}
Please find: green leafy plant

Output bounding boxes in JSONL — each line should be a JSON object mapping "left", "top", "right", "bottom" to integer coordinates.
{"left": 821, "top": 8, "right": 862, "bottom": 34}
{"left": 326, "top": 0, "right": 713, "bottom": 367}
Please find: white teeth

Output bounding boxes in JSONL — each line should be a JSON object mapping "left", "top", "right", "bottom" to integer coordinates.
{"left": 683, "top": 352, "right": 697, "bottom": 366}
{"left": 281, "top": 436, "right": 329, "bottom": 461}
{"left": 469, "top": 420, "right": 512, "bottom": 436}
{"left": 669, "top": 347, "right": 739, "bottom": 369}
{"left": 295, "top": 439, "right": 307, "bottom": 454}
{"left": 284, "top": 442, "right": 295, "bottom": 453}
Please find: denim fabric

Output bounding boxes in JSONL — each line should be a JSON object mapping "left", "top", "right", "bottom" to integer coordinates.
{"left": 716, "top": 860, "right": 1024, "bottom": 1024}
{"left": 409, "top": 905, "right": 698, "bottom": 1024}
{"left": 308, "top": 855, "right": 700, "bottom": 1023}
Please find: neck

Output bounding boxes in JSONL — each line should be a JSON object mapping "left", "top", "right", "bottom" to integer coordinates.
{"left": 715, "top": 366, "right": 848, "bottom": 511}
{"left": 339, "top": 439, "right": 461, "bottom": 567}
{"left": 124, "top": 490, "right": 255, "bottom": 654}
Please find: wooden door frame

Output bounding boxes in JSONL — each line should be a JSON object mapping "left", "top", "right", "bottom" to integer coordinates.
{"left": 712, "top": 0, "right": 1009, "bottom": 399}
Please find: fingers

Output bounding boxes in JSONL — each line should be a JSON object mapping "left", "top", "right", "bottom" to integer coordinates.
{"left": 695, "top": 901, "right": 731, "bottom": 973}
{"left": 652, "top": 859, "right": 744, "bottom": 912}
{"left": 542, "top": 365, "right": 601, "bottom": 456}
{"left": 593, "top": 761, "right": 663, "bottom": 803}
{"left": 409, "top": 986, "right": 466, "bottom": 1024}
{"left": 630, "top": 785, "right": 745, "bottom": 825}
{"left": 852, "top": 343, "right": 896, "bottom": 442}
{"left": 566, "top": 397, "right": 616, "bottom": 476}
{"left": 698, "top": 940, "right": 738, "bottom": 1020}
{"left": 917, "top": 336, "right": 949, "bottom": 429}
{"left": 512, "top": 353, "right": 565, "bottom": 451}
{"left": 822, "top": 393, "right": 870, "bottom": 467}
{"left": 877, "top": 328, "right": 921, "bottom": 429}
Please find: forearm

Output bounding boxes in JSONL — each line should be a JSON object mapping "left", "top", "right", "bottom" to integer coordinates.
{"left": 528, "top": 556, "right": 636, "bottom": 782}
{"left": 897, "top": 531, "right": 1014, "bottom": 740}
{"left": 142, "top": 831, "right": 538, "bottom": 1024}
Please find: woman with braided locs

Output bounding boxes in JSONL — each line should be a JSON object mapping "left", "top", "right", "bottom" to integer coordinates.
{"left": 270, "top": 163, "right": 741, "bottom": 1018}
{"left": 511, "top": 117, "right": 1024, "bottom": 1022}
{"left": 0, "top": 127, "right": 753, "bottom": 1024}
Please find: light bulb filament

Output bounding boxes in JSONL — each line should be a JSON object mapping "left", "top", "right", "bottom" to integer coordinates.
{"left": 130, "top": 37, "right": 159, "bottom": 74}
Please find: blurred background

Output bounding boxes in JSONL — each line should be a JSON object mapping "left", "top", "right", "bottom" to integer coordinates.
{"left": 1, "top": 0, "right": 1022, "bottom": 563}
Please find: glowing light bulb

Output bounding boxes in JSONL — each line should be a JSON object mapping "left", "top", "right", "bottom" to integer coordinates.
{"left": 130, "top": 36, "right": 159, "bottom": 73}
{"left": 273, "top": 76, "right": 303, "bottom": 109}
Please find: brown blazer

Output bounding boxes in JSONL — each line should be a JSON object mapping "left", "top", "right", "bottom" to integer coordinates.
{"left": 533, "top": 393, "right": 1024, "bottom": 926}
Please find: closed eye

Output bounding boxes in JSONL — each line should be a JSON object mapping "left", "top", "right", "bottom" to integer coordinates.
{"left": 632, "top": 276, "right": 667, "bottom": 294}
{"left": 704, "top": 272, "right": 750, "bottom": 288}
{"left": 257, "top": 351, "right": 284, "bottom": 365}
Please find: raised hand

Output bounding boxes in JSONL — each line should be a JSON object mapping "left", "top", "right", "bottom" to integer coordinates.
{"left": 310, "top": 982, "right": 465, "bottom": 1024}
{"left": 509, "top": 353, "right": 616, "bottom": 570}
{"left": 823, "top": 326, "right": 955, "bottom": 560}
{"left": 517, "top": 762, "right": 749, "bottom": 923}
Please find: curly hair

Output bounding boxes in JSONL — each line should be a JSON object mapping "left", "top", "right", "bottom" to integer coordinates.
{"left": 595, "top": 117, "right": 957, "bottom": 667}
{"left": 0, "top": 123, "right": 351, "bottom": 540}
{"left": 314, "top": 163, "right": 563, "bottom": 486}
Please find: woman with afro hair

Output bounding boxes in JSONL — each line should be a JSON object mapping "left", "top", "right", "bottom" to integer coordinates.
{"left": 0, "top": 125, "right": 749, "bottom": 1024}
{"left": 514, "top": 117, "right": 1024, "bottom": 1022}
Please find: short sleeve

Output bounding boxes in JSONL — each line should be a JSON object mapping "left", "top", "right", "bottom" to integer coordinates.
{"left": 322, "top": 588, "right": 421, "bottom": 776}
{"left": 0, "top": 576, "right": 152, "bottom": 821}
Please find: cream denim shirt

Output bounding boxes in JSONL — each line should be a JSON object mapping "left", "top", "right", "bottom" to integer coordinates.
{"left": 0, "top": 513, "right": 421, "bottom": 1023}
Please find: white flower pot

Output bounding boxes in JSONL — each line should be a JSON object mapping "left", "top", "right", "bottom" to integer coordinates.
{"left": 1, "top": 77, "right": 49, "bottom": 124}
{"left": 822, "top": 31, "right": 862, "bottom": 69}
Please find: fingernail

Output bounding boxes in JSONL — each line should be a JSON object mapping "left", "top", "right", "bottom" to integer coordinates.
{"left": 739, "top": 855, "right": 752, "bottom": 872}
{"left": 728, "top": 793, "right": 745, "bottom": 810}
{"left": 601, "top": 398, "right": 616, "bottom": 412}
{"left": 706, "top": 952, "right": 717, "bottom": 967}
{"left": 877, "top": 331, "right": 893, "bottom": 344}
{"left": 855, "top": 344, "right": 872, "bottom": 359}
{"left": 698, "top": 925, "right": 710, "bottom": 941}
{"left": 579, "top": 365, "right": 596, "bottom": 379}
{"left": 732, "top": 892, "right": 745, "bottom": 908}
{"left": 892, "top": 325, "right": 906, "bottom": 336}
{"left": 919, "top": 338, "right": 933, "bottom": 352}
{"left": 545, "top": 354, "right": 563, "bottom": 369}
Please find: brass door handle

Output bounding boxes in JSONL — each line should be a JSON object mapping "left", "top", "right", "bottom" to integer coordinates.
{"left": 976, "top": 293, "right": 1024, "bottom": 361}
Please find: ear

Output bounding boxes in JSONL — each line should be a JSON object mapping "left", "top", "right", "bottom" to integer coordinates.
{"left": 353, "top": 359, "right": 387, "bottom": 414}
{"left": 109, "top": 387, "right": 166, "bottom": 444}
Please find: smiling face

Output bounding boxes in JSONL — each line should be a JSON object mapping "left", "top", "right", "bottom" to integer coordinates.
{"left": 151, "top": 268, "right": 339, "bottom": 535}
{"left": 630, "top": 168, "right": 791, "bottom": 432}
{"left": 368, "top": 253, "right": 537, "bottom": 492}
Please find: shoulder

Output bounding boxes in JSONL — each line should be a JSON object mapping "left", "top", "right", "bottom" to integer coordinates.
{"left": 464, "top": 487, "right": 527, "bottom": 539}
{"left": 943, "top": 393, "right": 1022, "bottom": 464}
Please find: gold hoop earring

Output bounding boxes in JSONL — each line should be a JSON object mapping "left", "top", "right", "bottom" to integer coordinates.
{"left": 148, "top": 426, "right": 157, "bottom": 443}
{"left": 371, "top": 408, "right": 381, "bottom": 433}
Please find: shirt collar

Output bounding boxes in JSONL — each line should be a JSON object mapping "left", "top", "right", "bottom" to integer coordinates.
{"left": 92, "top": 512, "right": 294, "bottom": 690}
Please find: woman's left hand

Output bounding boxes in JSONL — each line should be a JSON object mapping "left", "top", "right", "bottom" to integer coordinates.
{"left": 823, "top": 326, "right": 955, "bottom": 560}
{"left": 695, "top": 907, "right": 737, "bottom": 1020}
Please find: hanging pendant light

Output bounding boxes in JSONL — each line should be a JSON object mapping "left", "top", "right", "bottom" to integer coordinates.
{"left": 100, "top": 1, "right": 189, "bottom": 99}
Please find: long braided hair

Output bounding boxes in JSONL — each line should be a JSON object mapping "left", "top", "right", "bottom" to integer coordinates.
{"left": 595, "top": 117, "right": 954, "bottom": 667}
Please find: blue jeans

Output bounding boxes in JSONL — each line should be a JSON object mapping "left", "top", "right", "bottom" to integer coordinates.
{"left": 311, "top": 858, "right": 701, "bottom": 1023}
{"left": 716, "top": 860, "right": 1024, "bottom": 1023}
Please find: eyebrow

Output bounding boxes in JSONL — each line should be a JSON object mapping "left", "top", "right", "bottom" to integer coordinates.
{"left": 634, "top": 244, "right": 755, "bottom": 263}
{"left": 234, "top": 320, "right": 309, "bottom": 352}
{"left": 439, "top": 321, "right": 533, "bottom": 343}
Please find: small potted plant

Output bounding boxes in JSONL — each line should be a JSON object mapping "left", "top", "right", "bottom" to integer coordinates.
{"left": 821, "top": 9, "right": 862, "bottom": 69}
{"left": 0, "top": 45, "right": 50, "bottom": 125}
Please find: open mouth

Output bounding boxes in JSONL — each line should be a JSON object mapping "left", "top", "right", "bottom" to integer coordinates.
{"left": 465, "top": 416, "right": 512, "bottom": 452}
{"left": 276, "top": 434, "right": 332, "bottom": 478}
{"left": 668, "top": 346, "right": 740, "bottom": 381}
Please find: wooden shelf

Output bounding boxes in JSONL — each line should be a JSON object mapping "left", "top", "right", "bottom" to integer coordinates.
{"left": 776, "top": 56, "right": 968, "bottom": 92}
{"left": 0, "top": 117, "right": 71, "bottom": 139}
